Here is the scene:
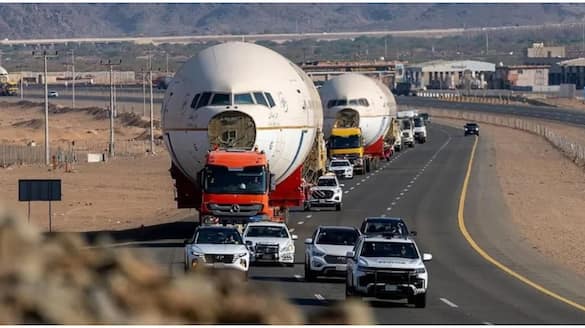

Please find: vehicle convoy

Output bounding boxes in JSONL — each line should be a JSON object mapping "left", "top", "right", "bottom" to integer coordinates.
{"left": 304, "top": 225, "right": 361, "bottom": 281}
{"left": 320, "top": 73, "right": 397, "bottom": 175}
{"left": 184, "top": 225, "right": 250, "bottom": 278}
{"left": 345, "top": 234, "right": 433, "bottom": 307}
{"left": 242, "top": 222, "right": 298, "bottom": 266}
{"left": 0, "top": 81, "right": 17, "bottom": 96}
{"left": 161, "top": 42, "right": 326, "bottom": 225}
{"left": 328, "top": 158, "right": 354, "bottom": 179}
{"left": 464, "top": 122, "right": 480, "bottom": 136}
{"left": 413, "top": 116, "right": 428, "bottom": 143}
{"left": 397, "top": 110, "right": 416, "bottom": 148}
{"left": 305, "top": 173, "right": 343, "bottom": 211}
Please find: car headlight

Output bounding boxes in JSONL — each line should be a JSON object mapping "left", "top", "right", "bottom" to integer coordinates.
{"left": 415, "top": 267, "right": 426, "bottom": 274}
{"left": 190, "top": 249, "right": 203, "bottom": 257}
{"left": 281, "top": 243, "right": 294, "bottom": 252}
{"left": 235, "top": 252, "right": 248, "bottom": 258}
{"left": 345, "top": 168, "right": 352, "bottom": 173}
{"left": 312, "top": 248, "right": 326, "bottom": 257}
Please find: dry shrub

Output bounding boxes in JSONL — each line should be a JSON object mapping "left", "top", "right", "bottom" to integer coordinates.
{"left": 0, "top": 209, "right": 372, "bottom": 324}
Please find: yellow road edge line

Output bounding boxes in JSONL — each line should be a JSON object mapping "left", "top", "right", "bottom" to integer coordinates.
{"left": 458, "top": 136, "right": 585, "bottom": 313}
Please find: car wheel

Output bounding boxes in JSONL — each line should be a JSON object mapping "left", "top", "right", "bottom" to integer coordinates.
{"left": 345, "top": 282, "right": 356, "bottom": 299}
{"left": 305, "top": 262, "right": 316, "bottom": 281}
{"left": 414, "top": 293, "right": 427, "bottom": 308}
{"left": 336, "top": 203, "right": 342, "bottom": 211}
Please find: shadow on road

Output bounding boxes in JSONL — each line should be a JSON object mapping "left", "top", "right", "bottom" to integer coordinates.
{"left": 289, "top": 297, "right": 329, "bottom": 307}
{"left": 81, "top": 219, "right": 196, "bottom": 245}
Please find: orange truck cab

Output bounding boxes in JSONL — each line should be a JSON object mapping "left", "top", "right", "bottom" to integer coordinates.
{"left": 198, "top": 149, "right": 276, "bottom": 225}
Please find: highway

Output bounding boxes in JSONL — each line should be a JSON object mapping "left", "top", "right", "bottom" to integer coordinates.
{"left": 84, "top": 123, "right": 585, "bottom": 324}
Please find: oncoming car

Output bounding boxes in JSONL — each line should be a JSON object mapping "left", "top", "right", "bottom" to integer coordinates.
{"left": 464, "top": 123, "right": 480, "bottom": 136}
{"left": 345, "top": 234, "right": 432, "bottom": 307}
{"left": 183, "top": 225, "right": 250, "bottom": 278}
{"left": 243, "top": 222, "right": 297, "bottom": 266}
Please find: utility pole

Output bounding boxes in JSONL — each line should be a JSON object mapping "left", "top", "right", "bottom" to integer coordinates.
{"left": 384, "top": 37, "right": 388, "bottom": 59}
{"left": 141, "top": 68, "right": 146, "bottom": 117}
{"left": 112, "top": 71, "right": 117, "bottom": 117}
{"left": 165, "top": 52, "right": 169, "bottom": 77}
{"left": 71, "top": 50, "right": 75, "bottom": 108}
{"left": 33, "top": 50, "right": 58, "bottom": 166}
{"left": 148, "top": 54, "right": 155, "bottom": 155}
{"left": 485, "top": 30, "right": 489, "bottom": 55}
{"left": 99, "top": 59, "right": 121, "bottom": 158}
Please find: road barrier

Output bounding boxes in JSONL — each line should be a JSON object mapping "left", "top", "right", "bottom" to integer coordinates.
{"left": 427, "top": 108, "right": 585, "bottom": 168}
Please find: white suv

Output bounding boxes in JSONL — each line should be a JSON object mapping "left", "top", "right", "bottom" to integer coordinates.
{"left": 305, "top": 174, "right": 343, "bottom": 211}
{"left": 184, "top": 225, "right": 250, "bottom": 278}
{"left": 413, "top": 117, "right": 427, "bottom": 143}
{"left": 243, "top": 222, "right": 297, "bottom": 266}
{"left": 345, "top": 234, "right": 432, "bottom": 307}
{"left": 304, "top": 225, "right": 360, "bottom": 281}
{"left": 328, "top": 159, "right": 354, "bottom": 179}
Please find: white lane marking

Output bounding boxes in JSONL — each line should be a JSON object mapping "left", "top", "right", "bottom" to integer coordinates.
{"left": 482, "top": 322, "right": 494, "bottom": 325}
{"left": 386, "top": 207, "right": 392, "bottom": 211}
{"left": 403, "top": 188, "right": 409, "bottom": 192}
{"left": 391, "top": 202, "right": 396, "bottom": 205}
{"left": 366, "top": 176, "right": 370, "bottom": 179}
{"left": 440, "top": 298, "right": 459, "bottom": 308}
{"left": 289, "top": 228, "right": 295, "bottom": 233}
{"left": 356, "top": 183, "right": 361, "bottom": 186}
{"left": 314, "top": 294, "right": 325, "bottom": 301}
{"left": 400, "top": 192, "right": 404, "bottom": 196}
{"left": 380, "top": 214, "right": 387, "bottom": 217}
{"left": 395, "top": 196, "right": 401, "bottom": 200}
{"left": 407, "top": 184, "right": 412, "bottom": 188}
{"left": 361, "top": 179, "right": 366, "bottom": 182}
{"left": 350, "top": 187, "right": 355, "bottom": 190}
{"left": 294, "top": 274, "right": 303, "bottom": 280}
{"left": 344, "top": 191, "right": 349, "bottom": 194}
{"left": 410, "top": 180, "right": 415, "bottom": 184}
{"left": 298, "top": 221, "right": 304, "bottom": 225}
{"left": 306, "top": 214, "right": 312, "bottom": 218}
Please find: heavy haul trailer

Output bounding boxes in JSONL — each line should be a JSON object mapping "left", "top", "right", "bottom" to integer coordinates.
{"left": 162, "top": 42, "right": 326, "bottom": 224}
{"left": 320, "top": 73, "right": 398, "bottom": 174}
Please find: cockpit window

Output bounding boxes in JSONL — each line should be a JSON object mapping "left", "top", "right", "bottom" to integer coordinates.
{"left": 211, "top": 93, "right": 231, "bottom": 105}
{"left": 265, "top": 93, "right": 276, "bottom": 108}
{"left": 235, "top": 93, "right": 254, "bottom": 105}
{"left": 335, "top": 99, "right": 347, "bottom": 106}
{"left": 197, "top": 92, "right": 212, "bottom": 108}
{"left": 190, "top": 93, "right": 201, "bottom": 109}
{"left": 327, "top": 100, "right": 336, "bottom": 108}
{"left": 253, "top": 92, "right": 269, "bottom": 107}
{"left": 359, "top": 98, "right": 370, "bottom": 106}
{"left": 349, "top": 99, "right": 359, "bottom": 105}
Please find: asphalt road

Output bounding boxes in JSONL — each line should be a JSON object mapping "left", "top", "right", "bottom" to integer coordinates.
{"left": 84, "top": 123, "right": 585, "bottom": 323}
{"left": 397, "top": 96, "right": 585, "bottom": 126}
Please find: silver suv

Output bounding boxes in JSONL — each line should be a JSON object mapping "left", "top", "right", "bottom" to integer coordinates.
{"left": 345, "top": 234, "right": 432, "bottom": 307}
{"left": 304, "top": 226, "right": 360, "bottom": 281}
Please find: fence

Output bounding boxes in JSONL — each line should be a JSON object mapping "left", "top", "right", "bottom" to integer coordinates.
{"left": 427, "top": 108, "right": 585, "bottom": 168}
{"left": 0, "top": 140, "right": 166, "bottom": 167}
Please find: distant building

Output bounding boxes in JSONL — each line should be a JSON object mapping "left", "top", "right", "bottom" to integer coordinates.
{"left": 558, "top": 57, "right": 585, "bottom": 90}
{"left": 492, "top": 65, "right": 550, "bottom": 91}
{"left": 405, "top": 60, "right": 495, "bottom": 90}
{"left": 527, "top": 42, "right": 565, "bottom": 59}
{"left": 299, "top": 60, "right": 402, "bottom": 87}
{"left": 0, "top": 66, "right": 8, "bottom": 83}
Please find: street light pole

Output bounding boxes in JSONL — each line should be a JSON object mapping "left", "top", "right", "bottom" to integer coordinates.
{"left": 33, "top": 50, "right": 58, "bottom": 166}
{"left": 99, "top": 59, "right": 121, "bottom": 158}
{"left": 142, "top": 68, "right": 146, "bottom": 117}
{"left": 148, "top": 54, "right": 155, "bottom": 155}
{"left": 71, "top": 50, "right": 75, "bottom": 109}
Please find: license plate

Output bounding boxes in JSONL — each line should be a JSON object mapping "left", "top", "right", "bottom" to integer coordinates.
{"left": 384, "top": 285, "right": 397, "bottom": 292}
{"left": 262, "top": 254, "right": 273, "bottom": 260}
{"left": 336, "top": 265, "right": 345, "bottom": 271}
{"left": 319, "top": 199, "right": 325, "bottom": 203}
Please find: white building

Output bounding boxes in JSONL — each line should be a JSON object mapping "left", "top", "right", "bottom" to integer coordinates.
{"left": 405, "top": 60, "right": 496, "bottom": 90}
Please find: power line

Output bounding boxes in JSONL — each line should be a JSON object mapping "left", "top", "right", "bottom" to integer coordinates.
{"left": 99, "top": 59, "right": 122, "bottom": 158}
{"left": 32, "top": 50, "right": 58, "bottom": 166}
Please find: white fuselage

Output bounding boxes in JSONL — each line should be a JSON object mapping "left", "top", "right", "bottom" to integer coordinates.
{"left": 320, "top": 73, "right": 397, "bottom": 147}
{"left": 161, "top": 42, "right": 323, "bottom": 185}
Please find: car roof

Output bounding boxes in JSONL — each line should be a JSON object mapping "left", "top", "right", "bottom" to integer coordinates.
{"left": 362, "top": 235, "right": 414, "bottom": 243}
{"left": 364, "top": 217, "right": 405, "bottom": 222}
{"left": 317, "top": 225, "right": 358, "bottom": 231}
{"left": 246, "top": 222, "right": 287, "bottom": 227}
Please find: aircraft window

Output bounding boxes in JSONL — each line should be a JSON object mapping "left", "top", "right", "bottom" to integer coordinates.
{"left": 335, "top": 99, "right": 347, "bottom": 106}
{"left": 190, "top": 93, "right": 201, "bottom": 109}
{"left": 349, "top": 99, "right": 359, "bottom": 105}
{"left": 327, "top": 100, "right": 336, "bottom": 108}
{"left": 359, "top": 98, "right": 370, "bottom": 106}
{"left": 211, "top": 93, "right": 231, "bottom": 105}
{"left": 197, "top": 92, "right": 212, "bottom": 108}
{"left": 265, "top": 93, "right": 276, "bottom": 108}
{"left": 253, "top": 92, "right": 269, "bottom": 107}
{"left": 235, "top": 93, "right": 254, "bottom": 105}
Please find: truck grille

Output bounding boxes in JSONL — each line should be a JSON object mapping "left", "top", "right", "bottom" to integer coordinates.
{"left": 204, "top": 254, "right": 235, "bottom": 264}
{"left": 207, "top": 203, "right": 262, "bottom": 217}
{"left": 402, "top": 132, "right": 410, "bottom": 137}
{"left": 255, "top": 244, "right": 279, "bottom": 254}
{"left": 324, "top": 255, "right": 347, "bottom": 264}
{"left": 312, "top": 190, "right": 334, "bottom": 199}
{"left": 375, "top": 270, "right": 416, "bottom": 284}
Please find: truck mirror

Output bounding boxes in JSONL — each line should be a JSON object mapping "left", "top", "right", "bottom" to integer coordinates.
{"left": 269, "top": 173, "right": 277, "bottom": 191}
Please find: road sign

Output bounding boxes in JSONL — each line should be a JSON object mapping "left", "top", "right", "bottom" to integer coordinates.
{"left": 18, "top": 179, "right": 62, "bottom": 232}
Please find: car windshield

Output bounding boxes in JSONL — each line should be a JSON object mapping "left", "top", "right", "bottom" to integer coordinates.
{"left": 466, "top": 124, "right": 478, "bottom": 128}
{"left": 316, "top": 229, "right": 359, "bottom": 246}
{"left": 317, "top": 178, "right": 337, "bottom": 187}
{"left": 330, "top": 135, "right": 360, "bottom": 149}
{"left": 414, "top": 119, "right": 423, "bottom": 127}
{"left": 245, "top": 226, "right": 289, "bottom": 238}
{"left": 330, "top": 161, "right": 349, "bottom": 167}
{"left": 194, "top": 228, "right": 243, "bottom": 244}
{"left": 203, "top": 165, "right": 266, "bottom": 194}
{"left": 363, "top": 221, "right": 408, "bottom": 236}
{"left": 361, "top": 241, "right": 419, "bottom": 259}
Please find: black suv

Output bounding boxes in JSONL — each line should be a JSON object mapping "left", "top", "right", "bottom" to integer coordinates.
{"left": 359, "top": 217, "right": 416, "bottom": 238}
{"left": 464, "top": 123, "right": 480, "bottom": 136}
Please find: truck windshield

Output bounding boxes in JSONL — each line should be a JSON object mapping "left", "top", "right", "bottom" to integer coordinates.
{"left": 203, "top": 165, "right": 267, "bottom": 194}
{"left": 414, "top": 119, "right": 423, "bottom": 128}
{"left": 330, "top": 135, "right": 360, "bottom": 149}
{"left": 400, "top": 120, "right": 412, "bottom": 130}
{"left": 361, "top": 242, "right": 419, "bottom": 259}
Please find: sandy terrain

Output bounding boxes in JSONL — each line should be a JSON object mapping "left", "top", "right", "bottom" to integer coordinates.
{"left": 0, "top": 101, "right": 185, "bottom": 232}
{"left": 538, "top": 97, "right": 585, "bottom": 112}
{"left": 437, "top": 117, "right": 585, "bottom": 277}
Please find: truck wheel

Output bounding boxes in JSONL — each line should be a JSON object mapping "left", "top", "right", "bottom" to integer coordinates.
{"left": 365, "top": 161, "right": 371, "bottom": 173}
{"left": 422, "top": 137, "right": 427, "bottom": 144}
{"left": 409, "top": 142, "right": 415, "bottom": 148}
{"left": 414, "top": 293, "right": 427, "bottom": 308}
{"left": 336, "top": 203, "right": 342, "bottom": 211}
